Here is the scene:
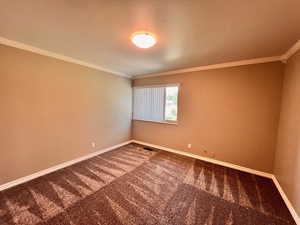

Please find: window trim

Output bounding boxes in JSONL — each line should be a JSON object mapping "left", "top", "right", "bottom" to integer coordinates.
{"left": 133, "top": 119, "right": 178, "bottom": 125}
{"left": 132, "top": 83, "right": 180, "bottom": 125}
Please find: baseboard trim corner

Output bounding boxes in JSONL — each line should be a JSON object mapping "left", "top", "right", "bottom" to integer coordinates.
{"left": 1, "top": 139, "right": 298, "bottom": 224}
{"left": 131, "top": 140, "right": 273, "bottom": 178}
{"left": 0, "top": 140, "right": 133, "bottom": 191}
{"left": 131, "top": 139, "right": 300, "bottom": 224}
{"left": 272, "top": 176, "right": 300, "bottom": 225}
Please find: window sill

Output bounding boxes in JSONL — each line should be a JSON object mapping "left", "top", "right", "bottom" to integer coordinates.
{"left": 133, "top": 119, "right": 178, "bottom": 125}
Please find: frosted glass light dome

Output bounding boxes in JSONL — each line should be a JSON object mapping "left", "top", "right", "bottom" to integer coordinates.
{"left": 131, "top": 32, "right": 156, "bottom": 49}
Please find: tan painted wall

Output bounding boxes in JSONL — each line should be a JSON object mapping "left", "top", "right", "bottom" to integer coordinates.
{"left": 133, "top": 62, "right": 284, "bottom": 172}
{"left": 0, "top": 44, "right": 132, "bottom": 185}
{"left": 274, "top": 51, "right": 300, "bottom": 215}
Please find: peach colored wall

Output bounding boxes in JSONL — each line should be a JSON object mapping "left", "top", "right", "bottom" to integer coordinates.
{"left": 133, "top": 62, "right": 284, "bottom": 172}
{"left": 0, "top": 44, "right": 132, "bottom": 185}
{"left": 274, "top": 50, "right": 300, "bottom": 215}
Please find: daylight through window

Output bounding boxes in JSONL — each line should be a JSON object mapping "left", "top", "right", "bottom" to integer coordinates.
{"left": 133, "top": 84, "right": 179, "bottom": 123}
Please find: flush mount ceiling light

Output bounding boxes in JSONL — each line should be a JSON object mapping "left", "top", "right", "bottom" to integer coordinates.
{"left": 131, "top": 32, "right": 156, "bottom": 49}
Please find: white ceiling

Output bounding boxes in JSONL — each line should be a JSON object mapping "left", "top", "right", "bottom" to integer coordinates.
{"left": 0, "top": 0, "right": 299, "bottom": 77}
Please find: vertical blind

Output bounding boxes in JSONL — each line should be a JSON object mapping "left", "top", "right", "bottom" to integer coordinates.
{"left": 133, "top": 86, "right": 165, "bottom": 122}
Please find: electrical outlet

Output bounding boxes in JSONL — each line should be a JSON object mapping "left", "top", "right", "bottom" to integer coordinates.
{"left": 187, "top": 144, "right": 192, "bottom": 149}
{"left": 211, "top": 152, "right": 215, "bottom": 158}
{"left": 91, "top": 142, "right": 96, "bottom": 148}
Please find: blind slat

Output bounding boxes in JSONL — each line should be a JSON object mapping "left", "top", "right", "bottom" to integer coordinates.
{"left": 133, "top": 87, "right": 165, "bottom": 122}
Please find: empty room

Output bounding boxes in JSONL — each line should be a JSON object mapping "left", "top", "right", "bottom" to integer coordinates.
{"left": 0, "top": 1, "right": 300, "bottom": 224}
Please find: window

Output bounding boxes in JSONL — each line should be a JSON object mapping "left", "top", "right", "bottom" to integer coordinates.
{"left": 133, "top": 84, "right": 179, "bottom": 123}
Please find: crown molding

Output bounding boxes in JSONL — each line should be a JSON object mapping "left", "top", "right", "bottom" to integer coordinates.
{"left": 133, "top": 56, "right": 282, "bottom": 79}
{"left": 280, "top": 40, "right": 300, "bottom": 63}
{"left": 2, "top": 36, "right": 299, "bottom": 79}
{"left": 0, "top": 37, "right": 130, "bottom": 78}
{"left": 133, "top": 40, "right": 300, "bottom": 79}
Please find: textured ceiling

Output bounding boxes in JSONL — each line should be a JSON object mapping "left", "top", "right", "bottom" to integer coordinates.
{"left": 0, "top": 0, "right": 299, "bottom": 76}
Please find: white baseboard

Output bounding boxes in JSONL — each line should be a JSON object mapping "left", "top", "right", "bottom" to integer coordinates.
{"left": 272, "top": 176, "right": 300, "bottom": 225}
{"left": 1, "top": 139, "right": 298, "bottom": 224}
{"left": 131, "top": 140, "right": 273, "bottom": 178}
{"left": 0, "top": 140, "right": 133, "bottom": 191}
{"left": 131, "top": 140, "right": 300, "bottom": 224}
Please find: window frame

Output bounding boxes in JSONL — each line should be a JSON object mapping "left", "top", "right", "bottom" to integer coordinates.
{"left": 132, "top": 83, "right": 180, "bottom": 125}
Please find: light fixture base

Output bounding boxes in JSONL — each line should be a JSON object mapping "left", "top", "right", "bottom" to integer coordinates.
{"left": 131, "top": 32, "right": 156, "bottom": 49}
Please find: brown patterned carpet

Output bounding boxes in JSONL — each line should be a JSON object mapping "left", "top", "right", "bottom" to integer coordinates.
{"left": 0, "top": 144, "right": 296, "bottom": 225}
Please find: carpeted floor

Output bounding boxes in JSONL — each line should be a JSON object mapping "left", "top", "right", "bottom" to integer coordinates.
{"left": 0, "top": 144, "right": 296, "bottom": 225}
